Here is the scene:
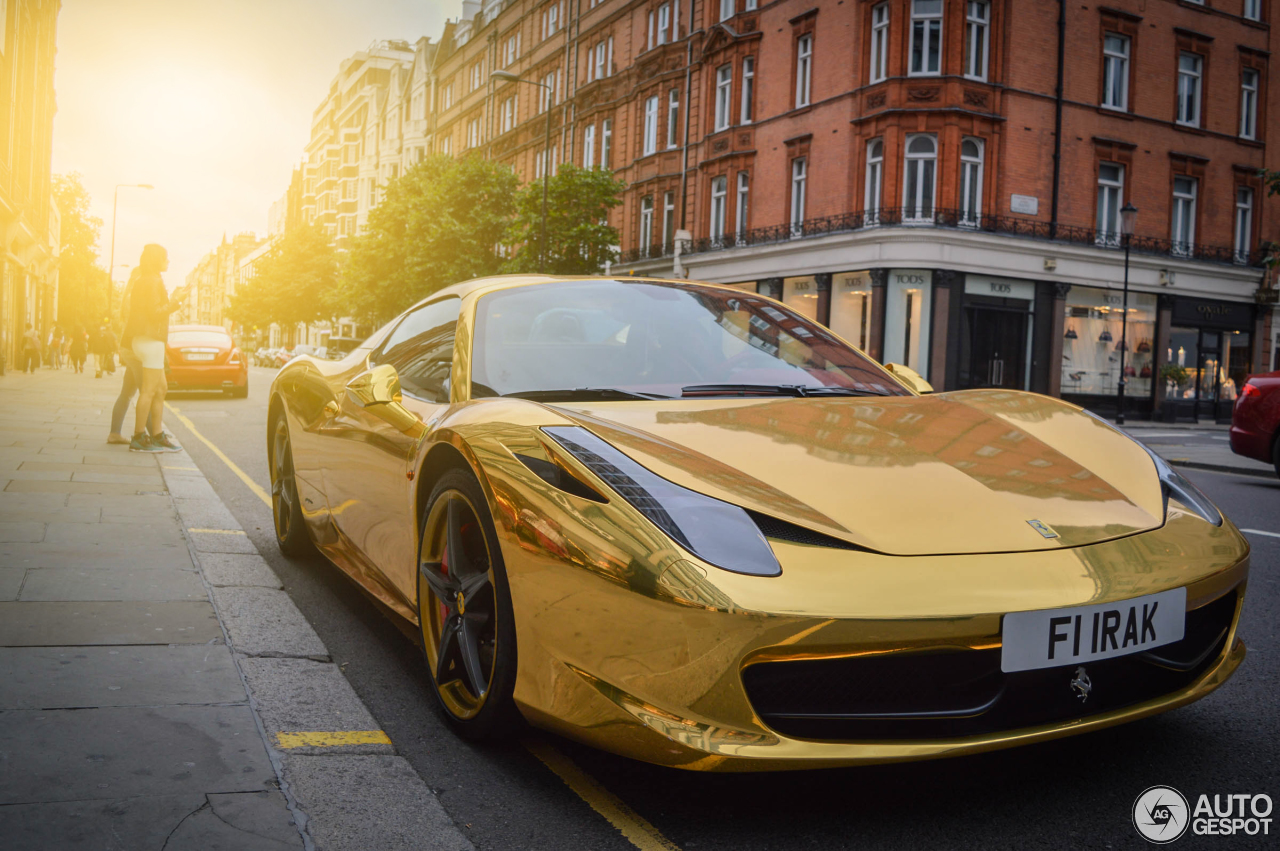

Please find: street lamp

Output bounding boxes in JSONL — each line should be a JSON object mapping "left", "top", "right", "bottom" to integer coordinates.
{"left": 1115, "top": 201, "right": 1138, "bottom": 425}
{"left": 108, "top": 183, "right": 154, "bottom": 322}
{"left": 491, "top": 70, "right": 552, "bottom": 273}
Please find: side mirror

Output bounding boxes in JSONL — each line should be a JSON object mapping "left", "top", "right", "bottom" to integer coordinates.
{"left": 346, "top": 363, "right": 402, "bottom": 407}
{"left": 884, "top": 363, "right": 934, "bottom": 394}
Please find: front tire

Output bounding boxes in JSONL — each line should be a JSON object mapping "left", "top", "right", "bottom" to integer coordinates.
{"left": 270, "top": 415, "right": 313, "bottom": 557}
{"left": 416, "top": 467, "right": 520, "bottom": 740}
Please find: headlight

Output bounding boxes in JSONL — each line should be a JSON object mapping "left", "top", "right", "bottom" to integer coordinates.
{"left": 1141, "top": 444, "right": 1222, "bottom": 527}
{"left": 543, "top": 426, "right": 782, "bottom": 577}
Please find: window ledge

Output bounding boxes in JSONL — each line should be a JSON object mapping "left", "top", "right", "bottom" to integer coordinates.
{"left": 1174, "top": 122, "right": 1206, "bottom": 135}
{"left": 1097, "top": 105, "right": 1135, "bottom": 120}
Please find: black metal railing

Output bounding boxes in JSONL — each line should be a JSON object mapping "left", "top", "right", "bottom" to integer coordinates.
{"left": 615, "top": 207, "right": 1265, "bottom": 268}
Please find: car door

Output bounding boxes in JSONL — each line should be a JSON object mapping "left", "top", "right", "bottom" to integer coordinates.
{"left": 320, "top": 297, "right": 461, "bottom": 605}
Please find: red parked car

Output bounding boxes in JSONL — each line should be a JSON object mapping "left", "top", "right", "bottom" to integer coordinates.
{"left": 165, "top": 325, "right": 249, "bottom": 398}
{"left": 1229, "top": 369, "right": 1280, "bottom": 478}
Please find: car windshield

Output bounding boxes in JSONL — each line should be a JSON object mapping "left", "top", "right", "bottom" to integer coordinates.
{"left": 470, "top": 279, "right": 905, "bottom": 399}
{"left": 169, "top": 331, "right": 229, "bottom": 346}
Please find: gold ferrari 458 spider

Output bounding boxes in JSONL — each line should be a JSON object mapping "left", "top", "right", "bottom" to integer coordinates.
{"left": 268, "top": 275, "right": 1247, "bottom": 771}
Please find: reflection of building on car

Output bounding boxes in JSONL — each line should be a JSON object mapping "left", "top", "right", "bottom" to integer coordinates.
{"left": 164, "top": 325, "right": 248, "bottom": 397}
{"left": 268, "top": 275, "right": 1248, "bottom": 771}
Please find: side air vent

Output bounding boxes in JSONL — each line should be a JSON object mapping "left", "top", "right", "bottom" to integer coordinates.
{"left": 747, "top": 511, "right": 867, "bottom": 552}
{"left": 514, "top": 453, "right": 608, "bottom": 504}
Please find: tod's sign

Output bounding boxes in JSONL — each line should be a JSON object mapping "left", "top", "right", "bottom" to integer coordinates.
{"left": 1171, "top": 297, "right": 1253, "bottom": 329}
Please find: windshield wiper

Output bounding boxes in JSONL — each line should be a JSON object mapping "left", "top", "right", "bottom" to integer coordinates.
{"left": 681, "top": 384, "right": 889, "bottom": 398}
{"left": 503, "top": 388, "right": 672, "bottom": 401}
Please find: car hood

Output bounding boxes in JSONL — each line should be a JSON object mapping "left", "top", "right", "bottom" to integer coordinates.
{"left": 551, "top": 390, "right": 1166, "bottom": 556}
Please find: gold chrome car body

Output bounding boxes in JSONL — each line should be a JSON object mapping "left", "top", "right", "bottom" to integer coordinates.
{"left": 269, "top": 275, "right": 1249, "bottom": 771}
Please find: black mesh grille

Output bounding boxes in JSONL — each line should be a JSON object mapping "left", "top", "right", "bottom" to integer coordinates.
{"left": 748, "top": 511, "right": 867, "bottom": 551}
{"left": 743, "top": 590, "right": 1237, "bottom": 741}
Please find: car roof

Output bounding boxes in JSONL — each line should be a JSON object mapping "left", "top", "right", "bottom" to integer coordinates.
{"left": 406, "top": 274, "right": 746, "bottom": 312}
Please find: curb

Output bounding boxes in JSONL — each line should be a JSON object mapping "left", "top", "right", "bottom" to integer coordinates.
{"left": 1166, "top": 459, "right": 1278, "bottom": 480}
{"left": 158, "top": 449, "right": 475, "bottom": 851}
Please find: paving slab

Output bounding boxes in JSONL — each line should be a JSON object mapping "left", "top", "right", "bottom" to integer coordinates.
{"left": 212, "top": 586, "right": 329, "bottom": 660}
{"left": 0, "top": 793, "right": 207, "bottom": 851}
{"left": 0, "top": 469, "right": 72, "bottom": 481}
{"left": 0, "top": 601, "right": 223, "bottom": 646}
{"left": 166, "top": 475, "right": 221, "bottom": 500}
{"left": 18, "top": 566, "right": 208, "bottom": 601}
{"left": 0, "top": 645, "right": 246, "bottom": 709}
{"left": 191, "top": 528, "right": 261, "bottom": 553}
{"left": 80, "top": 450, "right": 164, "bottom": 467}
{"left": 174, "top": 496, "right": 242, "bottom": 530}
{"left": 239, "top": 658, "right": 395, "bottom": 756}
{"left": 0, "top": 567, "right": 26, "bottom": 600}
{"left": 0, "top": 542, "right": 194, "bottom": 570}
{"left": 201, "top": 553, "right": 283, "bottom": 588}
{"left": 43, "top": 520, "right": 186, "bottom": 547}
{"left": 0, "top": 505, "right": 99, "bottom": 523}
{"left": 0, "top": 704, "right": 277, "bottom": 803}
{"left": 19, "top": 460, "right": 163, "bottom": 475}
{"left": 166, "top": 791, "right": 304, "bottom": 850}
{"left": 282, "top": 754, "right": 475, "bottom": 851}
{"left": 0, "top": 491, "right": 69, "bottom": 511}
{"left": 0, "top": 521, "right": 45, "bottom": 542}
{"left": 68, "top": 491, "right": 174, "bottom": 515}
{"left": 4, "top": 479, "right": 162, "bottom": 495}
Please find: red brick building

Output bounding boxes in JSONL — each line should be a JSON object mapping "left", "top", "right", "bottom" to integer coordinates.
{"left": 422, "top": 0, "right": 1278, "bottom": 419}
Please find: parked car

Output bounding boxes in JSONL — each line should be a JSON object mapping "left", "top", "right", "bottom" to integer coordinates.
{"left": 267, "top": 275, "right": 1247, "bottom": 770}
{"left": 164, "top": 325, "right": 248, "bottom": 398}
{"left": 273, "top": 349, "right": 295, "bottom": 368}
{"left": 326, "top": 336, "right": 365, "bottom": 360}
{"left": 1229, "top": 369, "right": 1280, "bottom": 478}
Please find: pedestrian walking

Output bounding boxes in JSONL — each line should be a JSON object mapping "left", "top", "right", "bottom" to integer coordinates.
{"left": 107, "top": 275, "right": 151, "bottom": 445}
{"left": 68, "top": 326, "right": 88, "bottom": 373}
{"left": 21, "top": 322, "right": 41, "bottom": 373}
{"left": 119, "top": 244, "right": 187, "bottom": 453}
{"left": 90, "top": 325, "right": 111, "bottom": 377}
{"left": 100, "top": 324, "right": 118, "bottom": 375}
{"left": 48, "top": 325, "right": 64, "bottom": 369}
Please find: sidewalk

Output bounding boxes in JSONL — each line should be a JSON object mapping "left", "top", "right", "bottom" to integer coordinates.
{"left": 0, "top": 369, "right": 472, "bottom": 851}
{"left": 1119, "top": 421, "right": 1276, "bottom": 478}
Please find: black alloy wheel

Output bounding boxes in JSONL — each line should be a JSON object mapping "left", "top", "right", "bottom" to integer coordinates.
{"left": 417, "top": 467, "right": 519, "bottom": 739}
{"left": 270, "top": 416, "right": 313, "bottom": 556}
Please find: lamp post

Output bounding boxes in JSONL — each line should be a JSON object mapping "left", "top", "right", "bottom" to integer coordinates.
{"left": 1115, "top": 202, "right": 1138, "bottom": 425}
{"left": 491, "top": 70, "right": 553, "bottom": 273}
{"left": 107, "top": 183, "right": 154, "bottom": 322}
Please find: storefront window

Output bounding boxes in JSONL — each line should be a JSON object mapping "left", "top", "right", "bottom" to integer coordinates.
{"left": 829, "top": 271, "right": 873, "bottom": 350}
{"left": 1061, "top": 286, "right": 1155, "bottom": 398}
{"left": 1166, "top": 327, "right": 1252, "bottom": 403}
{"left": 782, "top": 276, "right": 819, "bottom": 321}
{"left": 882, "top": 269, "right": 932, "bottom": 378}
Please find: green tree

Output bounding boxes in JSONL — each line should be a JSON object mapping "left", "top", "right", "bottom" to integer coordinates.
{"left": 341, "top": 154, "right": 519, "bottom": 323}
{"left": 503, "top": 164, "right": 625, "bottom": 275}
{"left": 52, "top": 173, "right": 108, "bottom": 332}
{"left": 227, "top": 225, "right": 339, "bottom": 330}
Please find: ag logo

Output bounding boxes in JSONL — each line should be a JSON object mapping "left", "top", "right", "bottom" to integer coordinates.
{"left": 1133, "top": 786, "right": 1190, "bottom": 843}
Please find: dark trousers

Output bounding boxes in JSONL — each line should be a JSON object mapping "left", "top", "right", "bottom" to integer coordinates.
{"left": 111, "top": 353, "right": 146, "bottom": 435}
{"left": 23, "top": 350, "right": 39, "bottom": 372}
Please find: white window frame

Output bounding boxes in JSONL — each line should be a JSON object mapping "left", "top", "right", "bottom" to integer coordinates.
{"left": 643, "top": 95, "right": 659, "bottom": 156}
{"left": 795, "top": 35, "right": 813, "bottom": 108}
{"left": 667, "top": 89, "right": 680, "bottom": 148}
{"left": 539, "top": 72, "right": 557, "bottom": 113}
{"left": 902, "top": 133, "right": 937, "bottom": 221}
{"left": 602, "top": 118, "right": 612, "bottom": 168}
{"left": 1095, "top": 162, "right": 1124, "bottom": 246}
{"left": 710, "top": 176, "right": 728, "bottom": 243}
{"left": 736, "top": 171, "right": 750, "bottom": 243}
{"left": 1102, "top": 34, "right": 1130, "bottom": 111}
{"left": 1171, "top": 176, "right": 1197, "bottom": 256}
{"left": 790, "top": 157, "right": 807, "bottom": 235}
{"left": 594, "top": 43, "right": 606, "bottom": 81}
{"left": 640, "top": 196, "right": 655, "bottom": 255}
{"left": 504, "top": 34, "right": 518, "bottom": 67}
{"left": 1235, "top": 186, "right": 1254, "bottom": 264}
{"left": 1244, "top": 0, "right": 1261, "bottom": 21}
{"left": 1241, "top": 67, "right": 1259, "bottom": 140}
{"left": 715, "top": 64, "right": 733, "bottom": 131}
{"left": 720, "top": 0, "right": 734, "bottom": 22}
{"left": 870, "top": 3, "right": 889, "bottom": 84}
{"left": 658, "top": 4, "right": 670, "bottom": 45}
{"left": 964, "top": 1, "right": 989, "bottom": 81}
{"left": 909, "top": 0, "right": 943, "bottom": 76}
{"left": 740, "top": 56, "right": 755, "bottom": 123}
{"left": 865, "top": 139, "right": 883, "bottom": 223}
{"left": 501, "top": 96, "right": 516, "bottom": 133}
{"left": 583, "top": 123, "right": 595, "bottom": 168}
{"left": 1177, "top": 52, "right": 1203, "bottom": 127}
{"left": 959, "top": 137, "right": 984, "bottom": 225}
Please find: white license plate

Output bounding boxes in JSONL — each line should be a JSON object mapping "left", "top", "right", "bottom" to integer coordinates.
{"left": 1000, "top": 587, "right": 1186, "bottom": 673}
{"left": 185, "top": 353, "right": 215, "bottom": 361}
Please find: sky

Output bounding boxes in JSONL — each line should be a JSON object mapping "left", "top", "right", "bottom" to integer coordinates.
{"left": 52, "top": 0, "right": 462, "bottom": 290}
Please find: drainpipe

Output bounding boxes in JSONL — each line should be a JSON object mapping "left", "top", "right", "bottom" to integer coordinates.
{"left": 1049, "top": 0, "right": 1065, "bottom": 239}
{"left": 678, "top": 2, "right": 696, "bottom": 231}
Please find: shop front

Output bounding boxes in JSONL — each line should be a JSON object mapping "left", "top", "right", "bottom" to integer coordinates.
{"left": 957, "top": 275, "right": 1036, "bottom": 390}
{"left": 1162, "top": 297, "right": 1255, "bottom": 423}
{"left": 881, "top": 269, "right": 933, "bottom": 380}
{"left": 1060, "top": 285, "right": 1157, "bottom": 417}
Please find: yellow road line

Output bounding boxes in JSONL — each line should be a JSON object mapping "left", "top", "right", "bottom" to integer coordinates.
{"left": 524, "top": 738, "right": 682, "bottom": 851}
{"left": 165, "top": 403, "right": 271, "bottom": 507}
{"left": 188, "top": 528, "right": 247, "bottom": 535}
{"left": 275, "top": 731, "right": 392, "bottom": 749}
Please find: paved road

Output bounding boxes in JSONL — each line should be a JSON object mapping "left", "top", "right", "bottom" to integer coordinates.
{"left": 166, "top": 368, "right": 1280, "bottom": 850}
